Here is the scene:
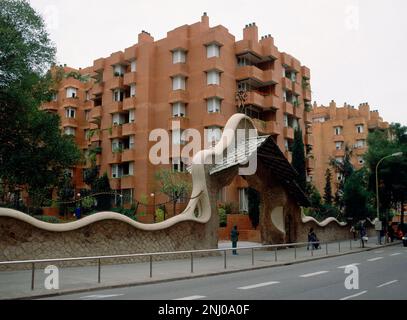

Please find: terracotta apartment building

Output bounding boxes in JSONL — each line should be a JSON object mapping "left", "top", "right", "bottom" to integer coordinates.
{"left": 311, "top": 100, "right": 389, "bottom": 194}
{"left": 41, "top": 13, "right": 314, "bottom": 214}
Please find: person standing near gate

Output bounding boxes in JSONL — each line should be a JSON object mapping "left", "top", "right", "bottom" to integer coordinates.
{"left": 231, "top": 226, "right": 239, "bottom": 255}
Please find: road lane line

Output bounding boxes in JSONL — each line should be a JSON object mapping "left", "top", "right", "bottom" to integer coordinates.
{"left": 337, "top": 263, "right": 361, "bottom": 269}
{"left": 174, "top": 296, "right": 206, "bottom": 301}
{"left": 367, "top": 257, "right": 383, "bottom": 262}
{"left": 238, "top": 281, "right": 280, "bottom": 290}
{"left": 299, "top": 271, "right": 329, "bottom": 278}
{"left": 377, "top": 280, "right": 398, "bottom": 288}
{"left": 374, "top": 251, "right": 384, "bottom": 254}
{"left": 340, "top": 291, "right": 367, "bottom": 300}
{"left": 390, "top": 253, "right": 401, "bottom": 256}
{"left": 80, "top": 294, "right": 124, "bottom": 299}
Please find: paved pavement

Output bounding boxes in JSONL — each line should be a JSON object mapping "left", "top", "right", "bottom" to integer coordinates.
{"left": 43, "top": 244, "right": 406, "bottom": 300}
{"left": 0, "top": 238, "right": 400, "bottom": 300}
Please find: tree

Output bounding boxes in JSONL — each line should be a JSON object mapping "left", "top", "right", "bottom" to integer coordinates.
{"left": 343, "top": 169, "right": 372, "bottom": 221}
{"left": 291, "top": 127, "right": 307, "bottom": 192}
{"left": 92, "top": 173, "right": 112, "bottom": 211}
{"left": 0, "top": 0, "right": 80, "bottom": 209}
{"left": 365, "top": 125, "right": 407, "bottom": 230}
{"left": 155, "top": 169, "right": 191, "bottom": 219}
{"left": 323, "top": 169, "right": 333, "bottom": 205}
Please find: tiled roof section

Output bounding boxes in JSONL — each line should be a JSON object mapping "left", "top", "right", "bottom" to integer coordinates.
{"left": 210, "top": 135, "right": 310, "bottom": 207}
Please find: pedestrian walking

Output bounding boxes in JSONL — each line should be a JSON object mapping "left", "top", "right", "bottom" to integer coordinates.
{"left": 231, "top": 225, "right": 239, "bottom": 255}
{"left": 360, "top": 222, "right": 367, "bottom": 248}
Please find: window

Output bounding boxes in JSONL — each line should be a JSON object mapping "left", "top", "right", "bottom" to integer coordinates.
{"left": 172, "top": 129, "right": 186, "bottom": 145}
{"left": 172, "top": 49, "right": 186, "bottom": 64}
{"left": 336, "top": 157, "right": 344, "bottom": 163}
{"left": 113, "top": 65, "right": 125, "bottom": 77}
{"left": 292, "top": 118, "right": 299, "bottom": 130}
{"left": 85, "top": 110, "right": 90, "bottom": 121}
{"left": 172, "top": 102, "right": 186, "bottom": 117}
{"left": 284, "top": 139, "right": 289, "bottom": 151}
{"left": 237, "top": 57, "right": 250, "bottom": 67}
{"left": 337, "top": 172, "right": 343, "bottom": 182}
{"left": 51, "top": 92, "right": 58, "bottom": 101}
{"left": 111, "top": 164, "right": 121, "bottom": 178}
{"left": 129, "top": 135, "right": 135, "bottom": 149}
{"left": 237, "top": 82, "right": 250, "bottom": 92}
{"left": 129, "top": 110, "right": 135, "bottom": 123}
{"left": 130, "top": 84, "right": 136, "bottom": 97}
{"left": 284, "top": 114, "right": 289, "bottom": 128}
{"left": 358, "top": 156, "right": 365, "bottom": 165}
{"left": 112, "top": 113, "right": 125, "bottom": 125}
{"left": 207, "top": 97, "right": 221, "bottom": 113}
{"left": 335, "top": 127, "right": 342, "bottom": 135}
{"left": 207, "top": 126, "right": 222, "bottom": 145}
{"left": 66, "top": 87, "right": 77, "bottom": 98}
{"left": 113, "top": 89, "right": 124, "bottom": 102}
{"left": 356, "top": 140, "right": 365, "bottom": 149}
{"left": 290, "top": 72, "right": 297, "bottom": 82}
{"left": 313, "top": 117, "right": 326, "bottom": 123}
{"left": 336, "top": 142, "right": 343, "bottom": 150}
{"left": 239, "top": 188, "right": 249, "bottom": 213}
{"left": 85, "top": 91, "right": 90, "bottom": 101}
{"left": 122, "top": 162, "right": 134, "bottom": 176}
{"left": 65, "top": 107, "right": 76, "bottom": 119}
{"left": 356, "top": 124, "right": 364, "bottom": 134}
{"left": 130, "top": 60, "right": 137, "bottom": 72}
{"left": 172, "top": 158, "right": 186, "bottom": 173}
{"left": 172, "top": 76, "right": 186, "bottom": 91}
{"left": 206, "top": 43, "right": 220, "bottom": 58}
{"left": 112, "top": 139, "right": 123, "bottom": 152}
{"left": 217, "top": 187, "right": 226, "bottom": 202}
{"left": 207, "top": 70, "right": 220, "bottom": 85}
{"left": 64, "top": 127, "right": 76, "bottom": 136}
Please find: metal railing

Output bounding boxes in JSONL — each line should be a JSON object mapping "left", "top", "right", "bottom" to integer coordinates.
{"left": 0, "top": 239, "right": 363, "bottom": 291}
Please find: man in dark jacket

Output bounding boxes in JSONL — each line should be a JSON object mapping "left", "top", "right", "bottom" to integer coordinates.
{"left": 231, "top": 226, "right": 239, "bottom": 255}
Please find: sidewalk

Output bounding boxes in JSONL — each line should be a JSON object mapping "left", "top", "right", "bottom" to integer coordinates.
{"left": 0, "top": 239, "right": 400, "bottom": 300}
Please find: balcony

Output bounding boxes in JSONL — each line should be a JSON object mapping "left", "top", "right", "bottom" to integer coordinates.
{"left": 108, "top": 152, "right": 122, "bottom": 164}
{"left": 236, "top": 65, "right": 264, "bottom": 83}
{"left": 90, "top": 106, "right": 102, "bottom": 123}
{"left": 283, "top": 102, "right": 294, "bottom": 115}
{"left": 41, "top": 101, "right": 58, "bottom": 112}
{"left": 122, "top": 122, "right": 137, "bottom": 136}
{"left": 83, "top": 100, "right": 93, "bottom": 110}
{"left": 281, "top": 78, "right": 293, "bottom": 91}
{"left": 292, "top": 82, "right": 302, "bottom": 95}
{"left": 124, "top": 45, "right": 137, "bottom": 62}
{"left": 203, "top": 113, "right": 225, "bottom": 128}
{"left": 168, "top": 117, "right": 190, "bottom": 131}
{"left": 106, "top": 77, "right": 124, "bottom": 90}
{"left": 123, "top": 97, "right": 137, "bottom": 110}
{"left": 62, "top": 97, "right": 80, "bottom": 108}
{"left": 169, "top": 90, "right": 189, "bottom": 103}
{"left": 93, "top": 58, "right": 105, "bottom": 72}
{"left": 122, "top": 149, "right": 135, "bottom": 163}
{"left": 304, "top": 89, "right": 312, "bottom": 101}
{"left": 108, "top": 101, "right": 123, "bottom": 114}
{"left": 305, "top": 134, "right": 314, "bottom": 145}
{"left": 62, "top": 77, "right": 82, "bottom": 89}
{"left": 91, "top": 82, "right": 104, "bottom": 96}
{"left": 333, "top": 135, "right": 345, "bottom": 142}
{"left": 292, "top": 58, "right": 301, "bottom": 72}
{"left": 109, "top": 51, "right": 125, "bottom": 66}
{"left": 235, "top": 39, "right": 263, "bottom": 58}
{"left": 96, "top": 154, "right": 102, "bottom": 166}
{"left": 246, "top": 91, "right": 265, "bottom": 108}
{"left": 252, "top": 119, "right": 281, "bottom": 135}
{"left": 262, "top": 44, "right": 279, "bottom": 60}
{"left": 169, "top": 63, "right": 189, "bottom": 77}
{"left": 109, "top": 125, "right": 123, "bottom": 139}
{"left": 284, "top": 127, "right": 294, "bottom": 140}
{"left": 262, "top": 69, "right": 279, "bottom": 84}
{"left": 124, "top": 72, "right": 138, "bottom": 85}
{"left": 61, "top": 117, "right": 78, "bottom": 128}
{"left": 264, "top": 95, "right": 282, "bottom": 109}
{"left": 302, "top": 66, "right": 311, "bottom": 79}
{"left": 294, "top": 106, "right": 304, "bottom": 119}
{"left": 121, "top": 175, "right": 135, "bottom": 189}
{"left": 355, "top": 147, "right": 367, "bottom": 156}
{"left": 203, "top": 86, "right": 225, "bottom": 100}
{"left": 334, "top": 149, "right": 346, "bottom": 157}
{"left": 304, "top": 112, "right": 312, "bottom": 124}
{"left": 281, "top": 53, "right": 293, "bottom": 67}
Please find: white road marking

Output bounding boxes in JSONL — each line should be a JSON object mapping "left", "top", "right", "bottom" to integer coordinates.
{"left": 377, "top": 280, "right": 398, "bottom": 288}
{"left": 174, "top": 296, "right": 206, "bottom": 301}
{"left": 340, "top": 291, "right": 368, "bottom": 300}
{"left": 237, "top": 281, "right": 280, "bottom": 290}
{"left": 337, "top": 263, "right": 361, "bottom": 269}
{"left": 390, "top": 253, "right": 401, "bottom": 256}
{"left": 299, "top": 271, "right": 329, "bottom": 278}
{"left": 80, "top": 294, "right": 124, "bottom": 299}
{"left": 374, "top": 251, "right": 384, "bottom": 254}
{"left": 367, "top": 257, "right": 383, "bottom": 262}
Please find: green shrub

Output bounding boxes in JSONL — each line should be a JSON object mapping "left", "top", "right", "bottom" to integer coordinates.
{"left": 155, "top": 208, "right": 165, "bottom": 223}
{"left": 34, "top": 216, "right": 62, "bottom": 224}
{"left": 219, "top": 207, "right": 227, "bottom": 227}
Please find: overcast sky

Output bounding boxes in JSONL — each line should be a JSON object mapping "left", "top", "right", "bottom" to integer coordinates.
{"left": 29, "top": 0, "right": 407, "bottom": 125}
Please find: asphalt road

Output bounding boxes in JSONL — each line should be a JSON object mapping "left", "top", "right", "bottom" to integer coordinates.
{"left": 42, "top": 244, "right": 407, "bottom": 300}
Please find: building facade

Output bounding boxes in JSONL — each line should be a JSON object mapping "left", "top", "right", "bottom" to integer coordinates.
{"left": 311, "top": 100, "right": 389, "bottom": 194}
{"left": 41, "top": 14, "right": 313, "bottom": 215}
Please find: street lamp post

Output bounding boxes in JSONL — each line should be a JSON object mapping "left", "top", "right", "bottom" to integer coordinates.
{"left": 375, "top": 152, "right": 403, "bottom": 244}
{"left": 151, "top": 193, "right": 156, "bottom": 222}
